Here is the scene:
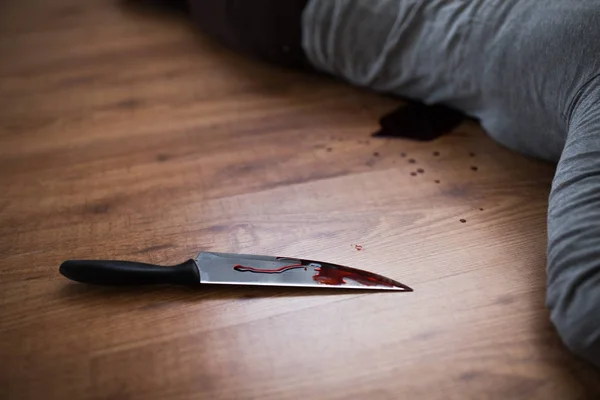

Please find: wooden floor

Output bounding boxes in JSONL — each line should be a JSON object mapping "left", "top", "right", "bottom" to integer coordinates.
{"left": 1, "top": 1, "right": 599, "bottom": 399}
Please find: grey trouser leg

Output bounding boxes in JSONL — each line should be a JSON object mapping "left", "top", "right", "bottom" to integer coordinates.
{"left": 547, "top": 80, "right": 600, "bottom": 365}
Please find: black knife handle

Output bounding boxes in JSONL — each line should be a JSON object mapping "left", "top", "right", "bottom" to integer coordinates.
{"left": 59, "top": 259, "right": 200, "bottom": 286}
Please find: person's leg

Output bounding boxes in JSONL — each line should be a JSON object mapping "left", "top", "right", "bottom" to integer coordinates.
{"left": 546, "top": 79, "right": 600, "bottom": 366}
{"left": 188, "top": 0, "right": 311, "bottom": 69}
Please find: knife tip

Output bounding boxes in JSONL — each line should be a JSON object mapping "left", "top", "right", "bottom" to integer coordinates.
{"left": 390, "top": 281, "right": 413, "bottom": 292}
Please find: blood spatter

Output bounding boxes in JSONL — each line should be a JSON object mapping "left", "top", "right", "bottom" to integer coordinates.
{"left": 460, "top": 219, "right": 467, "bottom": 223}
{"left": 236, "top": 259, "right": 413, "bottom": 290}
{"left": 313, "top": 265, "right": 404, "bottom": 288}
{"left": 234, "top": 263, "right": 303, "bottom": 274}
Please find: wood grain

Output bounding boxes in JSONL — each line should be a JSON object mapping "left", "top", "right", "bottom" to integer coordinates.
{"left": 1, "top": 1, "right": 599, "bottom": 399}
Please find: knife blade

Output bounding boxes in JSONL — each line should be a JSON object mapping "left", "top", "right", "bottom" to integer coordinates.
{"left": 59, "top": 252, "right": 412, "bottom": 291}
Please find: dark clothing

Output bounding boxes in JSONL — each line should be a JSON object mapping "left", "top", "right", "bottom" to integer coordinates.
{"left": 188, "top": 0, "right": 310, "bottom": 69}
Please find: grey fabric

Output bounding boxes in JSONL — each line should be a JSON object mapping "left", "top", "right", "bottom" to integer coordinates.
{"left": 548, "top": 79, "right": 600, "bottom": 365}
{"left": 302, "top": 0, "right": 600, "bottom": 366}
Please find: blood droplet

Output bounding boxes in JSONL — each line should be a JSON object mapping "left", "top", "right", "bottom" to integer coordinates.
{"left": 354, "top": 244, "right": 363, "bottom": 251}
{"left": 460, "top": 219, "right": 467, "bottom": 223}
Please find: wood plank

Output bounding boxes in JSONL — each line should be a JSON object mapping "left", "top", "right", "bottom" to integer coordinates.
{"left": 1, "top": 1, "right": 599, "bottom": 399}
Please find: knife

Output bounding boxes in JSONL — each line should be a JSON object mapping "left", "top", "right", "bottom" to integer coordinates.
{"left": 59, "top": 252, "right": 413, "bottom": 291}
